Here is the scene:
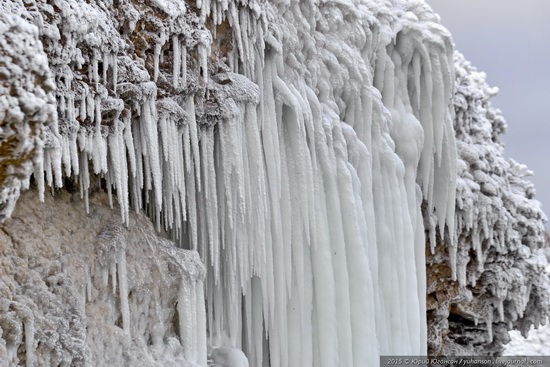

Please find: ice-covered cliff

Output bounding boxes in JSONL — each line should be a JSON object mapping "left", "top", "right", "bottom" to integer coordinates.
{"left": 0, "top": 0, "right": 548, "bottom": 366}
{"left": 426, "top": 53, "right": 549, "bottom": 356}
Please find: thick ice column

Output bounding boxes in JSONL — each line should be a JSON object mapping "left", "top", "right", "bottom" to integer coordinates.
{"left": 178, "top": 276, "right": 195, "bottom": 362}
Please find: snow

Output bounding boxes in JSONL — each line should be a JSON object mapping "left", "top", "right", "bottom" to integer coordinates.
{"left": 211, "top": 346, "right": 249, "bottom": 367}
{"left": 505, "top": 323, "right": 550, "bottom": 355}
{"left": 1, "top": 0, "right": 548, "bottom": 365}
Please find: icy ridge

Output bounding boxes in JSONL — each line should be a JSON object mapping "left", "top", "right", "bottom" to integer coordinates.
{"left": 0, "top": 0, "right": 548, "bottom": 365}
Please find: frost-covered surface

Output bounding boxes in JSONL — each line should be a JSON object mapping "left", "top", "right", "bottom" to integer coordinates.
{"left": 0, "top": 190, "right": 206, "bottom": 366}
{"left": 425, "top": 53, "right": 549, "bottom": 356}
{"left": 0, "top": 13, "right": 55, "bottom": 220}
{"left": 0, "top": 0, "right": 549, "bottom": 365}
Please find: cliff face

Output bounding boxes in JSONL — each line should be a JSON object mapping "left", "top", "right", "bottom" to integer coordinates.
{"left": 0, "top": 0, "right": 548, "bottom": 365}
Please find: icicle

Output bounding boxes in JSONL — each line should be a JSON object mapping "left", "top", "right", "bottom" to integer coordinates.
{"left": 92, "top": 96, "right": 108, "bottom": 174}
{"left": 103, "top": 51, "right": 109, "bottom": 84}
{"left": 110, "top": 118, "right": 130, "bottom": 223}
{"left": 487, "top": 309, "right": 493, "bottom": 343}
{"left": 110, "top": 256, "right": 116, "bottom": 293}
{"left": 153, "top": 43, "right": 161, "bottom": 82}
{"left": 123, "top": 113, "right": 136, "bottom": 177}
{"left": 201, "top": 128, "right": 219, "bottom": 277}
{"left": 92, "top": 54, "right": 99, "bottom": 86}
{"left": 87, "top": 92, "right": 94, "bottom": 123}
{"left": 112, "top": 53, "right": 118, "bottom": 90}
{"left": 23, "top": 317, "right": 34, "bottom": 367}
{"left": 181, "top": 45, "right": 187, "bottom": 87}
{"left": 141, "top": 89, "right": 163, "bottom": 217}
{"left": 497, "top": 299, "right": 504, "bottom": 322}
{"left": 197, "top": 279, "right": 208, "bottom": 367}
{"left": 178, "top": 277, "right": 195, "bottom": 362}
{"left": 173, "top": 35, "right": 180, "bottom": 87}
{"left": 80, "top": 93, "right": 87, "bottom": 121}
{"left": 309, "top": 167, "right": 338, "bottom": 367}
{"left": 34, "top": 150, "right": 45, "bottom": 202}
{"left": 118, "top": 243, "right": 130, "bottom": 333}
{"left": 106, "top": 174, "right": 113, "bottom": 208}
{"left": 185, "top": 97, "right": 201, "bottom": 193}
{"left": 43, "top": 149, "right": 53, "bottom": 188}
{"left": 186, "top": 157, "right": 198, "bottom": 251}
{"left": 80, "top": 152, "right": 90, "bottom": 214}
{"left": 86, "top": 264, "right": 92, "bottom": 301}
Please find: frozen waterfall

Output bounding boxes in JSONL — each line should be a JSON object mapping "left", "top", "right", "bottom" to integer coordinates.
{"left": 0, "top": 0, "right": 547, "bottom": 365}
{"left": 3, "top": 0, "right": 458, "bottom": 364}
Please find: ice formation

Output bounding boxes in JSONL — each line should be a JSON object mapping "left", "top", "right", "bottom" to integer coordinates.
{"left": 0, "top": 0, "right": 548, "bottom": 365}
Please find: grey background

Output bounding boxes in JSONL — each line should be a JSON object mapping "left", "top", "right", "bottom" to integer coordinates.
{"left": 425, "top": 0, "right": 550, "bottom": 227}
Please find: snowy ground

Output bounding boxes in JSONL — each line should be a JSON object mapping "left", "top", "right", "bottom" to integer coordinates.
{"left": 504, "top": 323, "right": 550, "bottom": 356}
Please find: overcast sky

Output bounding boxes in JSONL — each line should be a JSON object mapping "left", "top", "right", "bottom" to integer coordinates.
{"left": 425, "top": 0, "right": 550, "bottom": 226}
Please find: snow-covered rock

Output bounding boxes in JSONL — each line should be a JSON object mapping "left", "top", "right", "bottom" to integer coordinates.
{"left": 425, "top": 53, "right": 549, "bottom": 356}
{"left": 0, "top": 12, "right": 55, "bottom": 220}
{"left": 0, "top": 189, "right": 206, "bottom": 366}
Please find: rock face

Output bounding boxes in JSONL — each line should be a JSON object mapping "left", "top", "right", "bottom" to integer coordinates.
{"left": 0, "top": 190, "right": 206, "bottom": 366}
{"left": 0, "top": 0, "right": 548, "bottom": 365}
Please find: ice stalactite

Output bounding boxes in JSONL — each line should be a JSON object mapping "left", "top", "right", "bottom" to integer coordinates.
{"left": 1, "top": 0, "right": 548, "bottom": 365}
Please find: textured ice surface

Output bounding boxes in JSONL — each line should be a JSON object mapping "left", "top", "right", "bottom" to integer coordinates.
{"left": 0, "top": 0, "right": 548, "bottom": 365}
